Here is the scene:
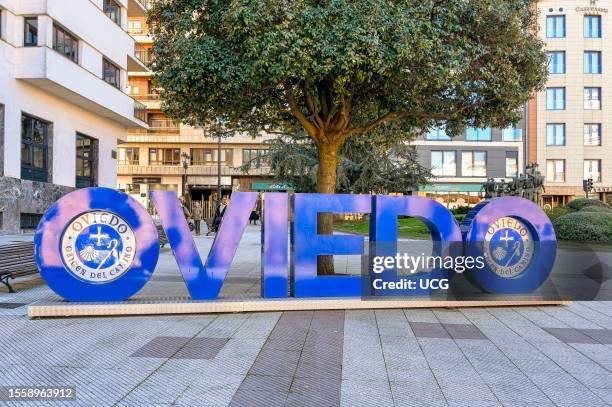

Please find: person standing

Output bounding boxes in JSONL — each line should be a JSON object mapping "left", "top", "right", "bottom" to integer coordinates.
{"left": 179, "top": 196, "right": 194, "bottom": 231}
{"left": 192, "top": 202, "right": 203, "bottom": 235}
{"left": 212, "top": 196, "right": 229, "bottom": 232}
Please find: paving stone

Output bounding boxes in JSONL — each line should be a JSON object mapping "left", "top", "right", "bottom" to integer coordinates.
{"left": 130, "top": 336, "right": 191, "bottom": 358}
{"left": 580, "top": 328, "right": 612, "bottom": 344}
{"left": 543, "top": 327, "right": 600, "bottom": 344}
{"left": 410, "top": 322, "right": 450, "bottom": 339}
{"left": 443, "top": 323, "right": 487, "bottom": 340}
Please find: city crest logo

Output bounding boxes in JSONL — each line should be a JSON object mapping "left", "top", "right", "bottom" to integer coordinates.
{"left": 483, "top": 216, "right": 534, "bottom": 279}
{"left": 60, "top": 211, "right": 136, "bottom": 283}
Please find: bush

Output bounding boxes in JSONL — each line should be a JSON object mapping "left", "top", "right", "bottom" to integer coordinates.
{"left": 553, "top": 211, "right": 612, "bottom": 242}
{"left": 580, "top": 205, "right": 612, "bottom": 213}
{"left": 545, "top": 206, "right": 574, "bottom": 221}
{"left": 451, "top": 206, "right": 472, "bottom": 215}
{"left": 567, "top": 198, "right": 609, "bottom": 211}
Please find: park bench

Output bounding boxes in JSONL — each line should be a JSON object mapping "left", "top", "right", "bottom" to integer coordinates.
{"left": 0, "top": 242, "right": 38, "bottom": 293}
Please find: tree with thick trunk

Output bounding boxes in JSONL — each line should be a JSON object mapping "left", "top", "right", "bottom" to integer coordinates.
{"left": 149, "top": 0, "right": 548, "bottom": 275}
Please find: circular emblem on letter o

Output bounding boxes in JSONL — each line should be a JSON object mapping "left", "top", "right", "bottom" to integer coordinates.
{"left": 35, "top": 188, "right": 159, "bottom": 301}
{"left": 463, "top": 197, "right": 556, "bottom": 294}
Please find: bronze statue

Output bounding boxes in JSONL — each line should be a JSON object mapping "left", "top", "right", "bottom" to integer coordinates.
{"left": 480, "top": 163, "right": 545, "bottom": 205}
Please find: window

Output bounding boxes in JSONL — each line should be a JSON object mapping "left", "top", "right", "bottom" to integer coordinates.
{"left": 548, "top": 51, "right": 566, "bottom": 74}
{"left": 585, "top": 51, "right": 602, "bottom": 74}
{"left": 585, "top": 15, "right": 602, "bottom": 38}
{"left": 242, "top": 149, "right": 269, "bottom": 167}
{"left": 547, "top": 15, "right": 566, "bottom": 38}
{"left": 53, "top": 24, "right": 78, "bottom": 63}
{"left": 431, "top": 151, "right": 456, "bottom": 176}
{"left": 149, "top": 148, "right": 180, "bottom": 165}
{"left": 191, "top": 148, "right": 234, "bottom": 165}
{"left": 584, "top": 87, "right": 602, "bottom": 110}
{"left": 461, "top": 151, "right": 487, "bottom": 177}
{"left": 466, "top": 127, "right": 492, "bottom": 141}
{"left": 21, "top": 113, "right": 49, "bottom": 182}
{"left": 24, "top": 17, "right": 38, "bottom": 46}
{"left": 547, "top": 87, "right": 565, "bottom": 110}
{"left": 103, "top": 58, "right": 120, "bottom": 89}
{"left": 502, "top": 125, "right": 522, "bottom": 141}
{"left": 0, "top": 103, "right": 4, "bottom": 176}
{"left": 75, "top": 133, "right": 97, "bottom": 188}
{"left": 20, "top": 213, "right": 42, "bottom": 230}
{"left": 104, "top": 0, "right": 121, "bottom": 26}
{"left": 584, "top": 124, "right": 602, "bottom": 146}
{"left": 425, "top": 127, "right": 450, "bottom": 140}
{"left": 546, "top": 124, "right": 565, "bottom": 146}
{"left": 584, "top": 160, "right": 602, "bottom": 182}
{"left": 546, "top": 160, "right": 565, "bottom": 183}
{"left": 118, "top": 147, "right": 140, "bottom": 164}
{"left": 506, "top": 152, "right": 518, "bottom": 178}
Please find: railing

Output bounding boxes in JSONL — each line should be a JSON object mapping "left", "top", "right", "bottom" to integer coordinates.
{"left": 133, "top": 99, "right": 147, "bottom": 122}
{"left": 128, "top": 27, "right": 149, "bottom": 36}
{"left": 134, "top": 43, "right": 151, "bottom": 65}
{"left": 134, "top": 0, "right": 155, "bottom": 10}
{"left": 130, "top": 93, "right": 160, "bottom": 102}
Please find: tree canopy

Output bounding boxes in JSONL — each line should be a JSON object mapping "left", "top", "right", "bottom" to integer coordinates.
{"left": 150, "top": 0, "right": 546, "bottom": 150}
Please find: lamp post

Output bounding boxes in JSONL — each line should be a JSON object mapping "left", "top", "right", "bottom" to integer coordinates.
{"left": 181, "top": 152, "right": 191, "bottom": 200}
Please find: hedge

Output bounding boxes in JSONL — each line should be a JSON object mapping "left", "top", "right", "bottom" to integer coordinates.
{"left": 552, "top": 211, "right": 612, "bottom": 242}
{"left": 579, "top": 205, "right": 612, "bottom": 214}
{"left": 567, "top": 198, "right": 609, "bottom": 211}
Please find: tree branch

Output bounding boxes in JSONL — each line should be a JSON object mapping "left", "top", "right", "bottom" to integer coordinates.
{"left": 285, "top": 86, "right": 319, "bottom": 142}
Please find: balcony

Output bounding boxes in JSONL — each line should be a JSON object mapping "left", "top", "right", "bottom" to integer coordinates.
{"left": 128, "top": 0, "right": 152, "bottom": 18}
{"left": 118, "top": 164, "right": 271, "bottom": 176}
{"left": 134, "top": 43, "right": 151, "bottom": 65}
{"left": 128, "top": 118, "right": 180, "bottom": 134}
{"left": 15, "top": 47, "right": 147, "bottom": 128}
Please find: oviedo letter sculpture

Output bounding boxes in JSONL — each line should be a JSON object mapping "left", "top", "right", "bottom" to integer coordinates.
{"left": 34, "top": 188, "right": 557, "bottom": 302}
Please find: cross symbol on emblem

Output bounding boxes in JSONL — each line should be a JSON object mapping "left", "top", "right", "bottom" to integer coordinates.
{"left": 90, "top": 226, "right": 109, "bottom": 246}
{"left": 590, "top": 0, "right": 598, "bottom": 5}
{"left": 500, "top": 230, "right": 515, "bottom": 247}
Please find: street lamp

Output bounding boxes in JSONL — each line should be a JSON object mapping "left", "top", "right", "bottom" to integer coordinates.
{"left": 181, "top": 152, "right": 191, "bottom": 200}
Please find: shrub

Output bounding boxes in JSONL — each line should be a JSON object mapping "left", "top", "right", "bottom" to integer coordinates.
{"left": 580, "top": 205, "right": 612, "bottom": 213}
{"left": 451, "top": 206, "right": 472, "bottom": 215}
{"left": 567, "top": 198, "right": 609, "bottom": 211}
{"left": 545, "top": 206, "right": 574, "bottom": 221}
{"left": 552, "top": 211, "right": 612, "bottom": 242}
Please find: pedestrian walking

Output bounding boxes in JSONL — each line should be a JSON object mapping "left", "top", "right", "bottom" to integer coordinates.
{"left": 192, "top": 202, "right": 203, "bottom": 235}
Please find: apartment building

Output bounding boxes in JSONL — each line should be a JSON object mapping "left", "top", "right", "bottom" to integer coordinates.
{"left": 121, "top": 9, "right": 276, "bottom": 216}
{"left": 411, "top": 113, "right": 527, "bottom": 208}
{"left": 534, "top": 0, "right": 612, "bottom": 206}
{"left": 0, "top": 0, "right": 148, "bottom": 233}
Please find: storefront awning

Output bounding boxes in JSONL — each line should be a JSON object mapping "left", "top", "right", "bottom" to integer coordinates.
{"left": 251, "top": 182, "right": 293, "bottom": 191}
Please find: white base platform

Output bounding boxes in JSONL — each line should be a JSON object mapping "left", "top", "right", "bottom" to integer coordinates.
{"left": 27, "top": 296, "right": 571, "bottom": 318}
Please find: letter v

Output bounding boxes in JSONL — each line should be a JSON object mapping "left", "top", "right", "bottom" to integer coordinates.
{"left": 150, "top": 191, "right": 258, "bottom": 299}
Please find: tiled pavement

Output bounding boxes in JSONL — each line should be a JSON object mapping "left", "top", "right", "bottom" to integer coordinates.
{"left": 1, "top": 228, "right": 612, "bottom": 406}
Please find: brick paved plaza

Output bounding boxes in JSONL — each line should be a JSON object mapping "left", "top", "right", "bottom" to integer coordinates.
{"left": 1, "top": 227, "right": 612, "bottom": 406}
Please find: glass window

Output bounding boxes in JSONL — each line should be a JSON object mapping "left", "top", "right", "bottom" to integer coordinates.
{"left": 585, "top": 51, "right": 602, "bottom": 74}
{"left": 584, "top": 160, "right": 602, "bottom": 182}
{"left": 584, "top": 15, "right": 602, "bottom": 38}
{"left": 466, "top": 127, "right": 492, "bottom": 141}
{"left": 547, "top": 87, "right": 565, "bottom": 110}
{"left": 548, "top": 51, "right": 566, "bottom": 74}
{"left": 75, "top": 133, "right": 97, "bottom": 188}
{"left": 547, "top": 15, "right": 566, "bottom": 38}
{"left": 461, "top": 151, "right": 487, "bottom": 177}
{"left": 53, "top": 24, "right": 78, "bottom": 63}
{"left": 24, "top": 17, "right": 38, "bottom": 46}
{"left": 502, "top": 125, "right": 523, "bottom": 141}
{"left": 546, "top": 123, "right": 565, "bottom": 146}
{"left": 431, "top": 151, "right": 456, "bottom": 176}
{"left": 190, "top": 148, "right": 234, "bottom": 165}
{"left": 118, "top": 147, "right": 139, "bottom": 164}
{"left": 148, "top": 148, "right": 180, "bottom": 165}
{"left": 103, "top": 58, "right": 121, "bottom": 89}
{"left": 104, "top": 0, "right": 121, "bottom": 26}
{"left": 242, "top": 149, "right": 269, "bottom": 167}
{"left": 584, "top": 87, "right": 602, "bottom": 110}
{"left": 21, "top": 113, "right": 49, "bottom": 182}
{"left": 506, "top": 152, "right": 518, "bottom": 178}
{"left": 546, "top": 160, "right": 565, "bottom": 182}
{"left": 425, "top": 127, "right": 450, "bottom": 140}
{"left": 584, "top": 124, "right": 602, "bottom": 146}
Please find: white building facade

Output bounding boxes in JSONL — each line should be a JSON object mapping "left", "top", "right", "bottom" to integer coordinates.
{"left": 0, "top": 0, "right": 147, "bottom": 233}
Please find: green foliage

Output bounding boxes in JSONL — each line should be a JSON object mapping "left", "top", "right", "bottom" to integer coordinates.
{"left": 580, "top": 205, "right": 612, "bottom": 213}
{"left": 553, "top": 211, "right": 612, "bottom": 242}
{"left": 567, "top": 198, "right": 609, "bottom": 211}
{"left": 451, "top": 206, "right": 472, "bottom": 215}
{"left": 545, "top": 206, "right": 574, "bottom": 221}
{"left": 149, "top": 0, "right": 547, "bottom": 181}
{"left": 254, "top": 132, "right": 432, "bottom": 193}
